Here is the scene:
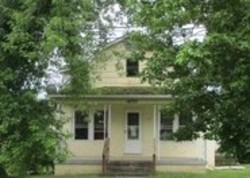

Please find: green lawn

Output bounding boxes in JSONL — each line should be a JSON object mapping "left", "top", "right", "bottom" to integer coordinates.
{"left": 32, "top": 167, "right": 250, "bottom": 178}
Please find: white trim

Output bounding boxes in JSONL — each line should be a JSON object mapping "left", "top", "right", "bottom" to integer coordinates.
{"left": 103, "top": 105, "right": 107, "bottom": 138}
{"left": 157, "top": 105, "right": 161, "bottom": 159}
{"left": 49, "top": 94, "right": 173, "bottom": 100}
{"left": 73, "top": 107, "right": 109, "bottom": 141}
{"left": 153, "top": 105, "right": 157, "bottom": 139}
{"left": 153, "top": 105, "right": 157, "bottom": 155}
{"left": 72, "top": 109, "right": 75, "bottom": 141}
{"left": 100, "top": 35, "right": 128, "bottom": 51}
{"left": 108, "top": 104, "right": 111, "bottom": 138}
{"left": 124, "top": 110, "right": 142, "bottom": 154}
{"left": 88, "top": 109, "right": 93, "bottom": 141}
{"left": 204, "top": 139, "right": 207, "bottom": 162}
{"left": 154, "top": 105, "right": 160, "bottom": 159}
{"left": 173, "top": 114, "right": 179, "bottom": 132}
{"left": 73, "top": 109, "right": 90, "bottom": 141}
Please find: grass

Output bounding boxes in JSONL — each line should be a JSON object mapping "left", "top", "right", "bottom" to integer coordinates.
{"left": 32, "top": 167, "right": 250, "bottom": 178}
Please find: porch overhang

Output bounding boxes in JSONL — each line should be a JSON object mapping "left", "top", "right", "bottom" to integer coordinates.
{"left": 49, "top": 94, "right": 173, "bottom": 101}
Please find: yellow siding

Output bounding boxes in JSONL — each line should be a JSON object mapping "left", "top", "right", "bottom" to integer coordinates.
{"left": 67, "top": 141, "right": 103, "bottom": 157}
{"left": 55, "top": 164, "right": 101, "bottom": 175}
{"left": 62, "top": 103, "right": 211, "bottom": 163}
{"left": 159, "top": 139, "right": 204, "bottom": 158}
{"left": 109, "top": 104, "right": 124, "bottom": 157}
{"left": 109, "top": 104, "right": 154, "bottom": 157}
{"left": 63, "top": 104, "right": 155, "bottom": 158}
{"left": 206, "top": 140, "right": 216, "bottom": 167}
{"left": 92, "top": 42, "right": 149, "bottom": 87}
{"left": 62, "top": 105, "right": 105, "bottom": 157}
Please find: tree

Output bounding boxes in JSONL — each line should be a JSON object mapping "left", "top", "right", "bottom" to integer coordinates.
{"left": 122, "top": 0, "right": 250, "bottom": 162}
{"left": 0, "top": 0, "right": 115, "bottom": 176}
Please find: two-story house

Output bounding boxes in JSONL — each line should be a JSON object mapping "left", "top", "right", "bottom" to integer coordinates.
{"left": 50, "top": 37, "right": 216, "bottom": 176}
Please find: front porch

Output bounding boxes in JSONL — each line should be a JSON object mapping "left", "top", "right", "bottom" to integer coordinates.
{"left": 53, "top": 95, "right": 214, "bottom": 175}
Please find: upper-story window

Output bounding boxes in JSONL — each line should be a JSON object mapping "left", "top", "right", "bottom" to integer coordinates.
{"left": 126, "top": 59, "right": 139, "bottom": 77}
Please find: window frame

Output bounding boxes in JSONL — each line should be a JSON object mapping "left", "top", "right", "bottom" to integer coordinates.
{"left": 126, "top": 59, "right": 139, "bottom": 77}
{"left": 179, "top": 111, "right": 193, "bottom": 128}
{"left": 73, "top": 109, "right": 108, "bottom": 141}
{"left": 93, "top": 110, "right": 105, "bottom": 140}
{"left": 74, "top": 110, "right": 89, "bottom": 140}
{"left": 159, "top": 110, "right": 175, "bottom": 141}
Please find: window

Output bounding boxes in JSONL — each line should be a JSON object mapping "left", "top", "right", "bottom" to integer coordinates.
{"left": 179, "top": 111, "right": 193, "bottom": 128}
{"left": 126, "top": 59, "right": 139, "bottom": 77}
{"left": 94, "top": 110, "right": 105, "bottom": 140}
{"left": 127, "top": 112, "right": 140, "bottom": 140}
{"left": 74, "top": 109, "right": 108, "bottom": 140}
{"left": 74, "top": 111, "right": 88, "bottom": 140}
{"left": 160, "top": 111, "right": 174, "bottom": 140}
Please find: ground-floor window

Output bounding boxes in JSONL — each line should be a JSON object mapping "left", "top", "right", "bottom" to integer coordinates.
{"left": 74, "top": 109, "right": 108, "bottom": 140}
{"left": 74, "top": 111, "right": 88, "bottom": 140}
{"left": 179, "top": 111, "right": 193, "bottom": 128}
{"left": 159, "top": 108, "right": 193, "bottom": 141}
{"left": 94, "top": 110, "right": 105, "bottom": 140}
{"left": 160, "top": 111, "right": 174, "bottom": 140}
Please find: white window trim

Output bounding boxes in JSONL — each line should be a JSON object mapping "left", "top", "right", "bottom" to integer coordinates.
{"left": 124, "top": 110, "right": 142, "bottom": 141}
{"left": 158, "top": 109, "right": 176, "bottom": 141}
{"left": 158, "top": 108, "right": 194, "bottom": 141}
{"left": 73, "top": 107, "right": 108, "bottom": 141}
{"left": 73, "top": 110, "right": 90, "bottom": 141}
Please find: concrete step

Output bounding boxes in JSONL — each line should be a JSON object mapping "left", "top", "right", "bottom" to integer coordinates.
{"left": 105, "top": 160, "right": 154, "bottom": 176}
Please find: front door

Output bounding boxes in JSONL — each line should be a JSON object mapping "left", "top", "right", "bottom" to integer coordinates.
{"left": 124, "top": 112, "right": 141, "bottom": 154}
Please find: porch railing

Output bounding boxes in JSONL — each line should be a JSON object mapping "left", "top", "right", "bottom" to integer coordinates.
{"left": 102, "top": 137, "right": 110, "bottom": 174}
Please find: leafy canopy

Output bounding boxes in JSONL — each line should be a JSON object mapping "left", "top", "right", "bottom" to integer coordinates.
{"left": 122, "top": 0, "right": 250, "bottom": 162}
{"left": 0, "top": 0, "right": 115, "bottom": 176}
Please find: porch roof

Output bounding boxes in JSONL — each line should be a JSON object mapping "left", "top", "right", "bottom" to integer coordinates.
{"left": 49, "top": 94, "right": 173, "bottom": 101}
{"left": 89, "top": 86, "right": 167, "bottom": 95}
{"left": 49, "top": 86, "right": 173, "bottom": 101}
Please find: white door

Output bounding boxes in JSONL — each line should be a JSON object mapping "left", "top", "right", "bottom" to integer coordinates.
{"left": 124, "top": 112, "right": 142, "bottom": 154}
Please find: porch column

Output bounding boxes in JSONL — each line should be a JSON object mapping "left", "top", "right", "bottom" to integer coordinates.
{"left": 153, "top": 104, "right": 160, "bottom": 160}
{"left": 104, "top": 104, "right": 107, "bottom": 138}
{"left": 157, "top": 105, "right": 161, "bottom": 159}
{"left": 104, "top": 104, "right": 112, "bottom": 139}
{"left": 108, "top": 104, "right": 111, "bottom": 138}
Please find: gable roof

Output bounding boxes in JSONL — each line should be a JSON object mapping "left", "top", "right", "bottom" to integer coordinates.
{"left": 93, "top": 36, "right": 130, "bottom": 59}
{"left": 101, "top": 36, "right": 129, "bottom": 51}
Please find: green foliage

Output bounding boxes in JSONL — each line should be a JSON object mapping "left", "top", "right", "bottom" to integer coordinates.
{"left": 0, "top": 0, "right": 113, "bottom": 176}
{"left": 123, "top": 0, "right": 250, "bottom": 162}
{"left": 0, "top": 91, "right": 68, "bottom": 175}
